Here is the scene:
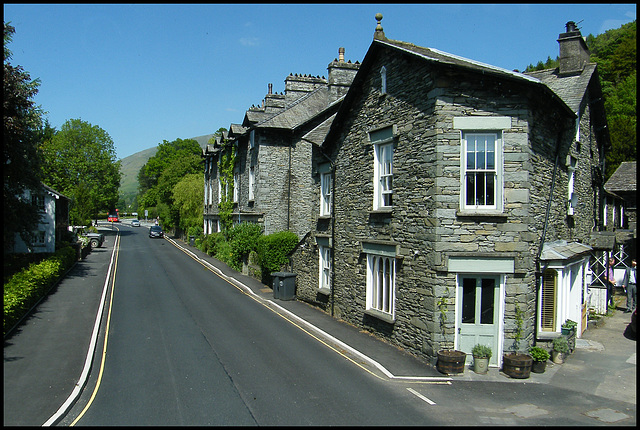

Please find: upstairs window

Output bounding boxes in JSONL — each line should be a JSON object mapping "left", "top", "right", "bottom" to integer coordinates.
{"left": 462, "top": 132, "right": 499, "bottom": 210}
{"left": 318, "top": 244, "right": 332, "bottom": 291}
{"left": 380, "top": 66, "right": 387, "bottom": 94}
{"left": 233, "top": 170, "right": 239, "bottom": 203}
{"left": 249, "top": 166, "right": 255, "bottom": 201}
{"left": 319, "top": 164, "right": 332, "bottom": 217}
{"left": 370, "top": 126, "right": 394, "bottom": 210}
{"left": 567, "top": 156, "right": 577, "bottom": 215}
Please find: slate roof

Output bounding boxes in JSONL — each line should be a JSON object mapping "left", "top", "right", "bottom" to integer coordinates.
{"left": 229, "top": 123, "right": 247, "bottom": 136}
{"left": 604, "top": 161, "right": 637, "bottom": 193}
{"left": 301, "top": 113, "right": 337, "bottom": 146}
{"left": 540, "top": 240, "right": 593, "bottom": 262}
{"left": 379, "top": 39, "right": 541, "bottom": 85}
{"left": 524, "top": 64, "right": 597, "bottom": 114}
{"left": 255, "top": 87, "right": 337, "bottom": 131}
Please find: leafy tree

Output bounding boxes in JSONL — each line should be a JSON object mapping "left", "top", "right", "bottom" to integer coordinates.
{"left": 39, "top": 118, "right": 121, "bottom": 225}
{"left": 3, "top": 22, "right": 45, "bottom": 251}
{"left": 137, "top": 138, "right": 202, "bottom": 231}
{"left": 172, "top": 172, "right": 204, "bottom": 235}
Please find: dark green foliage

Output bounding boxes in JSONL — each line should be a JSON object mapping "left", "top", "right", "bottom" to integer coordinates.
{"left": 138, "top": 138, "right": 202, "bottom": 230}
{"left": 228, "top": 223, "right": 263, "bottom": 271}
{"left": 256, "top": 231, "right": 298, "bottom": 282}
{"left": 3, "top": 22, "right": 45, "bottom": 250}
{"left": 529, "top": 346, "right": 550, "bottom": 362}
{"left": 3, "top": 246, "right": 76, "bottom": 335}
{"left": 39, "top": 118, "right": 121, "bottom": 225}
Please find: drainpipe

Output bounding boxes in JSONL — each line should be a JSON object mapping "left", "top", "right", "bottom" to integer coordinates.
{"left": 534, "top": 127, "right": 565, "bottom": 344}
{"left": 287, "top": 139, "right": 292, "bottom": 231}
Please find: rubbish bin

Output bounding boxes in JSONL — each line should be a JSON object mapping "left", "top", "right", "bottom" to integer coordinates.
{"left": 271, "top": 272, "right": 296, "bottom": 301}
{"left": 189, "top": 235, "right": 195, "bottom": 246}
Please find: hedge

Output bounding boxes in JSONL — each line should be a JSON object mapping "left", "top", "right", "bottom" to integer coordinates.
{"left": 256, "top": 230, "right": 298, "bottom": 283}
{"left": 3, "top": 246, "right": 77, "bottom": 336}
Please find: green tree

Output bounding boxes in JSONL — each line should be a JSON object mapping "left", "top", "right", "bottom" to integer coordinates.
{"left": 3, "top": 22, "right": 45, "bottom": 251}
{"left": 137, "top": 138, "right": 202, "bottom": 231}
{"left": 172, "top": 172, "right": 204, "bottom": 235}
{"left": 39, "top": 118, "right": 121, "bottom": 225}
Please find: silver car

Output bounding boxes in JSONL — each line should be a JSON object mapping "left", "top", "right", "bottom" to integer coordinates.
{"left": 131, "top": 219, "right": 140, "bottom": 227}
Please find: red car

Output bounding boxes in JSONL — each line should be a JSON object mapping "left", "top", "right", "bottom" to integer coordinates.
{"left": 107, "top": 214, "right": 119, "bottom": 222}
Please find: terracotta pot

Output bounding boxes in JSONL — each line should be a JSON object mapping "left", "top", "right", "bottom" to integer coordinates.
{"left": 436, "top": 349, "right": 467, "bottom": 375}
{"left": 502, "top": 353, "right": 532, "bottom": 379}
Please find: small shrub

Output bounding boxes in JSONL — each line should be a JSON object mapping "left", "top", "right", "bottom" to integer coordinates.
{"left": 561, "top": 319, "right": 578, "bottom": 329}
{"left": 529, "top": 346, "right": 550, "bottom": 362}
{"left": 471, "top": 344, "right": 492, "bottom": 359}
{"left": 229, "top": 223, "right": 263, "bottom": 271}
{"left": 552, "top": 336, "right": 569, "bottom": 353}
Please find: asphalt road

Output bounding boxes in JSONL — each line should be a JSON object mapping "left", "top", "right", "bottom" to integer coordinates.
{"left": 62, "top": 225, "right": 443, "bottom": 426}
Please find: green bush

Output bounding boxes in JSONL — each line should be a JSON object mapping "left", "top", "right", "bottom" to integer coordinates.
{"left": 552, "top": 336, "right": 569, "bottom": 353}
{"left": 561, "top": 319, "right": 578, "bottom": 329}
{"left": 4, "top": 246, "right": 76, "bottom": 335}
{"left": 471, "top": 344, "right": 492, "bottom": 358}
{"left": 529, "top": 346, "right": 550, "bottom": 362}
{"left": 256, "top": 230, "right": 298, "bottom": 282}
{"left": 228, "top": 223, "right": 263, "bottom": 271}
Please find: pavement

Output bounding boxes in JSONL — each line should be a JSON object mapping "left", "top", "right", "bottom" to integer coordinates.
{"left": 3, "top": 224, "right": 637, "bottom": 425}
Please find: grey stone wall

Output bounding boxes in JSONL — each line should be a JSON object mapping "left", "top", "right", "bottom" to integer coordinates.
{"left": 312, "top": 47, "right": 600, "bottom": 363}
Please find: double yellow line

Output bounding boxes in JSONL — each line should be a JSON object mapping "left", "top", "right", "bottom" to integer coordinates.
{"left": 70, "top": 230, "right": 121, "bottom": 426}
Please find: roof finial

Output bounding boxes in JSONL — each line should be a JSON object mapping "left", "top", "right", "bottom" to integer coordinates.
{"left": 374, "top": 13, "right": 386, "bottom": 40}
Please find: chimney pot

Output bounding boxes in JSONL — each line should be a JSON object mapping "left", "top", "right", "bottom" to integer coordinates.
{"left": 268, "top": 83, "right": 273, "bottom": 94}
{"left": 339, "top": 47, "right": 345, "bottom": 62}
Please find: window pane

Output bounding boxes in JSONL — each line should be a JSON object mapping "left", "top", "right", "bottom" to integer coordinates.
{"left": 480, "top": 278, "right": 495, "bottom": 324}
{"left": 476, "top": 137, "right": 486, "bottom": 169}
{"left": 467, "top": 139, "right": 476, "bottom": 169}
{"left": 462, "top": 278, "right": 476, "bottom": 323}
{"left": 466, "top": 174, "right": 475, "bottom": 206}
{"left": 486, "top": 174, "right": 495, "bottom": 205}
{"left": 476, "top": 172, "right": 486, "bottom": 205}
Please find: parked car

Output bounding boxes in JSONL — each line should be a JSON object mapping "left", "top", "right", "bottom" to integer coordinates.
{"left": 72, "top": 226, "right": 105, "bottom": 249}
{"left": 149, "top": 225, "right": 164, "bottom": 238}
{"left": 107, "top": 214, "right": 119, "bottom": 222}
{"left": 131, "top": 219, "right": 140, "bottom": 227}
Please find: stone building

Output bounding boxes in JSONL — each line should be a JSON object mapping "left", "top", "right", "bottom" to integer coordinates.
{"left": 202, "top": 48, "right": 359, "bottom": 239}
{"left": 290, "top": 16, "right": 610, "bottom": 367}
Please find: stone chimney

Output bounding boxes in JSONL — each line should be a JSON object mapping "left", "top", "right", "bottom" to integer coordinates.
{"left": 284, "top": 73, "right": 327, "bottom": 104}
{"left": 557, "top": 21, "right": 591, "bottom": 76}
{"left": 264, "top": 82, "right": 285, "bottom": 113}
{"left": 327, "top": 47, "right": 360, "bottom": 100}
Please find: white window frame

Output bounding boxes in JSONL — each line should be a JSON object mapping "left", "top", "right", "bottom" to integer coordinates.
{"left": 218, "top": 179, "right": 222, "bottom": 204}
{"left": 461, "top": 132, "right": 500, "bottom": 210}
{"left": 366, "top": 254, "right": 395, "bottom": 317}
{"left": 318, "top": 244, "right": 332, "bottom": 291}
{"left": 249, "top": 166, "right": 255, "bottom": 201}
{"left": 320, "top": 171, "right": 332, "bottom": 216}
{"left": 567, "top": 156, "right": 577, "bottom": 215}
{"left": 233, "top": 170, "right": 239, "bottom": 203}
{"left": 373, "top": 142, "right": 393, "bottom": 210}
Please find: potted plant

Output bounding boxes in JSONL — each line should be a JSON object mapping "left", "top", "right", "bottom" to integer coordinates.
{"left": 436, "top": 293, "right": 466, "bottom": 375}
{"left": 561, "top": 319, "right": 577, "bottom": 335}
{"left": 529, "top": 346, "right": 550, "bottom": 373}
{"left": 471, "top": 344, "right": 492, "bottom": 374}
{"left": 502, "top": 303, "right": 533, "bottom": 379}
{"left": 551, "top": 336, "right": 569, "bottom": 364}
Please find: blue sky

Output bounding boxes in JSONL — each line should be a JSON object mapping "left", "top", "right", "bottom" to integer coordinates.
{"left": 4, "top": 3, "right": 636, "bottom": 160}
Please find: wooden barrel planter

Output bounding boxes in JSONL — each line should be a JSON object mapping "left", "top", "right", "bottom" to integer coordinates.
{"left": 502, "top": 353, "right": 532, "bottom": 379}
{"left": 437, "top": 350, "right": 467, "bottom": 375}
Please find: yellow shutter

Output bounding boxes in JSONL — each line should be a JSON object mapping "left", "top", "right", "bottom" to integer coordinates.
{"left": 541, "top": 270, "right": 557, "bottom": 331}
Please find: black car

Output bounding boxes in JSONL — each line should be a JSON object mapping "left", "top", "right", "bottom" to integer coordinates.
{"left": 149, "top": 225, "right": 164, "bottom": 238}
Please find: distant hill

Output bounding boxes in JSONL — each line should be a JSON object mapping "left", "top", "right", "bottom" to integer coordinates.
{"left": 119, "top": 134, "right": 214, "bottom": 198}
